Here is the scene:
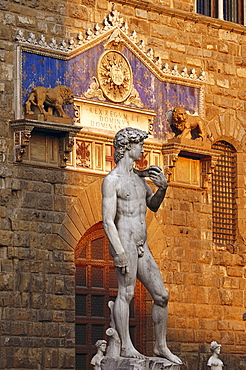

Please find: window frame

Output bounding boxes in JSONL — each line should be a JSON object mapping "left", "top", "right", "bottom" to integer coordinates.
{"left": 196, "top": 0, "right": 245, "bottom": 25}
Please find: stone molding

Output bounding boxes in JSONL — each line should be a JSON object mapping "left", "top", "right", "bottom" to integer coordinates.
{"left": 58, "top": 178, "right": 103, "bottom": 249}
{"left": 207, "top": 118, "right": 245, "bottom": 152}
{"left": 113, "top": 0, "right": 246, "bottom": 35}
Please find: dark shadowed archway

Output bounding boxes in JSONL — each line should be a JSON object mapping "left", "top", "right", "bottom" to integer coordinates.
{"left": 75, "top": 221, "right": 146, "bottom": 369}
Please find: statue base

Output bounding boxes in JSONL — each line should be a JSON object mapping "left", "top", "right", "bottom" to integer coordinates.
{"left": 167, "top": 136, "right": 212, "bottom": 149}
{"left": 101, "top": 356, "right": 182, "bottom": 369}
{"left": 25, "top": 114, "right": 72, "bottom": 124}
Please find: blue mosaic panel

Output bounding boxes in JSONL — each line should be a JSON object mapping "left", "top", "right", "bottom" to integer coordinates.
{"left": 22, "top": 42, "right": 200, "bottom": 140}
{"left": 22, "top": 54, "right": 66, "bottom": 98}
{"left": 123, "top": 48, "right": 199, "bottom": 138}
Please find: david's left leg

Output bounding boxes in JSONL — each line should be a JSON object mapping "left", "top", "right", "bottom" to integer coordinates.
{"left": 137, "top": 245, "right": 182, "bottom": 364}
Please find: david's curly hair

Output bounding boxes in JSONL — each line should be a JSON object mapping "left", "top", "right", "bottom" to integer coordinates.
{"left": 113, "top": 127, "right": 149, "bottom": 164}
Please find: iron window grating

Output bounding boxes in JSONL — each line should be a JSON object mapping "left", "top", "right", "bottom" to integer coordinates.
{"left": 212, "top": 141, "right": 237, "bottom": 245}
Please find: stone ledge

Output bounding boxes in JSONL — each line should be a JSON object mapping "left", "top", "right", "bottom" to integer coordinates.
{"left": 101, "top": 356, "right": 182, "bottom": 369}
{"left": 114, "top": 0, "right": 246, "bottom": 35}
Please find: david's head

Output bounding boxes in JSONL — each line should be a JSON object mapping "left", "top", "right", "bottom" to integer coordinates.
{"left": 113, "top": 127, "right": 148, "bottom": 163}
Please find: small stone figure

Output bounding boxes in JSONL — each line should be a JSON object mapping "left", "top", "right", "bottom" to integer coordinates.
{"left": 91, "top": 340, "right": 107, "bottom": 370}
{"left": 207, "top": 341, "right": 224, "bottom": 370}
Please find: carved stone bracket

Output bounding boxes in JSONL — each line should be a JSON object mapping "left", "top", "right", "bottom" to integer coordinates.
{"left": 162, "top": 138, "right": 219, "bottom": 188}
{"left": 13, "top": 125, "right": 34, "bottom": 162}
{"left": 162, "top": 149, "right": 180, "bottom": 182}
{"left": 59, "top": 133, "right": 77, "bottom": 168}
{"left": 10, "top": 118, "right": 82, "bottom": 167}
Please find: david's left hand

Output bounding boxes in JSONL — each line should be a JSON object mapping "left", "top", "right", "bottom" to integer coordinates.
{"left": 148, "top": 166, "right": 168, "bottom": 190}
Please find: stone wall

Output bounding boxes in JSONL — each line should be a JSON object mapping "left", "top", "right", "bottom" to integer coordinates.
{"left": 155, "top": 185, "right": 246, "bottom": 368}
{"left": 1, "top": 166, "right": 75, "bottom": 369}
{"left": 0, "top": 0, "right": 246, "bottom": 369}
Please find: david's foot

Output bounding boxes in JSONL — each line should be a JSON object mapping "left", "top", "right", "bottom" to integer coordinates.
{"left": 154, "top": 346, "right": 182, "bottom": 365}
{"left": 121, "top": 347, "right": 145, "bottom": 359}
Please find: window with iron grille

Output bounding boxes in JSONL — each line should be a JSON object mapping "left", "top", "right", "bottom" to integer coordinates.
{"left": 196, "top": 0, "right": 244, "bottom": 25}
{"left": 75, "top": 222, "right": 146, "bottom": 369}
{"left": 212, "top": 141, "right": 237, "bottom": 245}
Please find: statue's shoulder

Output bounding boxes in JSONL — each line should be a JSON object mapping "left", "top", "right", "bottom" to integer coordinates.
{"left": 207, "top": 356, "right": 212, "bottom": 366}
{"left": 104, "top": 168, "right": 118, "bottom": 181}
{"left": 102, "top": 169, "right": 121, "bottom": 190}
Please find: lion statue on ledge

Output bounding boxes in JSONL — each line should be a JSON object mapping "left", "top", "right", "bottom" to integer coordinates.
{"left": 168, "top": 106, "right": 207, "bottom": 141}
{"left": 25, "top": 85, "right": 74, "bottom": 119}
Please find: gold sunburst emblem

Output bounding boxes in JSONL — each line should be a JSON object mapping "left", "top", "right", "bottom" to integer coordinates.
{"left": 97, "top": 50, "right": 133, "bottom": 103}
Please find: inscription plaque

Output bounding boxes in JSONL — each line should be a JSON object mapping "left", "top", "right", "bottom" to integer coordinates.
{"left": 74, "top": 99, "right": 156, "bottom": 135}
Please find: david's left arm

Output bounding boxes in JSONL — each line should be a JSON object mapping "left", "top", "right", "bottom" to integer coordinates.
{"left": 145, "top": 166, "right": 168, "bottom": 212}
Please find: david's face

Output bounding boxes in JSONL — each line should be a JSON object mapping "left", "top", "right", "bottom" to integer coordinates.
{"left": 129, "top": 141, "right": 144, "bottom": 161}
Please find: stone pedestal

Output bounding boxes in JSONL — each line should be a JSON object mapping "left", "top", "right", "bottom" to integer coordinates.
{"left": 25, "top": 113, "right": 73, "bottom": 124}
{"left": 101, "top": 356, "right": 182, "bottom": 369}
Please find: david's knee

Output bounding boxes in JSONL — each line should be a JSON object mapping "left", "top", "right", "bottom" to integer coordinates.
{"left": 118, "top": 286, "right": 135, "bottom": 304}
{"left": 125, "top": 288, "right": 135, "bottom": 303}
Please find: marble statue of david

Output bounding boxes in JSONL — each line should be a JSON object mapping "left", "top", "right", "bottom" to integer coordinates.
{"left": 102, "top": 127, "right": 182, "bottom": 365}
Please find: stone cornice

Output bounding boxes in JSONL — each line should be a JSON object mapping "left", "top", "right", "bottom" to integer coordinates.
{"left": 162, "top": 138, "right": 218, "bottom": 158}
{"left": 114, "top": 0, "right": 246, "bottom": 34}
{"left": 9, "top": 118, "right": 82, "bottom": 135}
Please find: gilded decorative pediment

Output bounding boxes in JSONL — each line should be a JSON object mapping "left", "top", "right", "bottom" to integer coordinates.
{"left": 15, "top": 6, "right": 205, "bottom": 84}
{"left": 15, "top": 5, "right": 205, "bottom": 142}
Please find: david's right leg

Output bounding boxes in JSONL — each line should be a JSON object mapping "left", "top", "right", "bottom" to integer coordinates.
{"left": 113, "top": 265, "right": 145, "bottom": 359}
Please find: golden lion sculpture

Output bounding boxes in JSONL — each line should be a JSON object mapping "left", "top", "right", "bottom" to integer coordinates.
{"left": 25, "top": 85, "right": 74, "bottom": 118}
{"left": 169, "top": 106, "right": 206, "bottom": 140}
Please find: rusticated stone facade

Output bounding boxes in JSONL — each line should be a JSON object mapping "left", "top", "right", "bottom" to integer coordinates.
{"left": 0, "top": 0, "right": 246, "bottom": 369}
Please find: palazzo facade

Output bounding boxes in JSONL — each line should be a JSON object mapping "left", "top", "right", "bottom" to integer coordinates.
{"left": 0, "top": 0, "right": 246, "bottom": 369}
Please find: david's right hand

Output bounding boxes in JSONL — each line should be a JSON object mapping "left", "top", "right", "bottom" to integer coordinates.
{"left": 114, "top": 252, "right": 129, "bottom": 274}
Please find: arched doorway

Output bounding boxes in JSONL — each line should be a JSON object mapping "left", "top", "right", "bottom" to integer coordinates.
{"left": 75, "top": 221, "right": 146, "bottom": 369}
